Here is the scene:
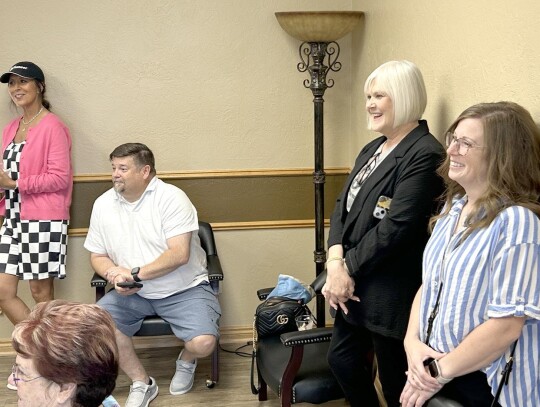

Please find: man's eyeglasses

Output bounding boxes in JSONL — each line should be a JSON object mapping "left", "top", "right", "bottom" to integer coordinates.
{"left": 445, "top": 133, "right": 485, "bottom": 156}
{"left": 12, "top": 364, "right": 44, "bottom": 386}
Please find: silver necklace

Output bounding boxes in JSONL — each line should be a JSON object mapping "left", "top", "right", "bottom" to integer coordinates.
{"left": 20, "top": 106, "right": 44, "bottom": 132}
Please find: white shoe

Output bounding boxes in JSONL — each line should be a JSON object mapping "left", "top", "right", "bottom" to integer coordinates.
{"left": 7, "top": 373, "right": 16, "bottom": 391}
{"left": 125, "top": 377, "right": 158, "bottom": 407}
{"left": 169, "top": 350, "right": 197, "bottom": 395}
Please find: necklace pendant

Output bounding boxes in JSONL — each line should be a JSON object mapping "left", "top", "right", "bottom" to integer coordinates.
{"left": 21, "top": 127, "right": 26, "bottom": 132}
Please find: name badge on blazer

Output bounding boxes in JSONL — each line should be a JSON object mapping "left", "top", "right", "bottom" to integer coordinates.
{"left": 373, "top": 195, "right": 391, "bottom": 219}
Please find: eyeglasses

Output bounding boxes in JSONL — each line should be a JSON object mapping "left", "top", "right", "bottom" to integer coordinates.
{"left": 445, "top": 133, "right": 485, "bottom": 156}
{"left": 12, "top": 364, "right": 44, "bottom": 386}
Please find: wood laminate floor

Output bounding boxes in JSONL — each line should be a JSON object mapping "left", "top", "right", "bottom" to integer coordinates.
{"left": 0, "top": 343, "right": 351, "bottom": 407}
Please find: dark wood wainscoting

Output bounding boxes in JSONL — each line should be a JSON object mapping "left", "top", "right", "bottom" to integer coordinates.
{"left": 69, "top": 168, "right": 349, "bottom": 234}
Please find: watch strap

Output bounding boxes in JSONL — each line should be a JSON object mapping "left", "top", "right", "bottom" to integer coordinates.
{"left": 131, "top": 267, "right": 141, "bottom": 282}
{"left": 430, "top": 359, "right": 453, "bottom": 384}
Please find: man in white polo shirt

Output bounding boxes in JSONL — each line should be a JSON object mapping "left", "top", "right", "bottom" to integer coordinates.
{"left": 84, "top": 143, "right": 220, "bottom": 407}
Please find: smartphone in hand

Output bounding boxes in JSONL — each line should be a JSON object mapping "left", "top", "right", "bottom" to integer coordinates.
{"left": 116, "top": 281, "right": 143, "bottom": 289}
{"left": 423, "top": 357, "right": 434, "bottom": 366}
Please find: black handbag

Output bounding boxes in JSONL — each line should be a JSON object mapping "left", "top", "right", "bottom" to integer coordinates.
{"left": 251, "top": 296, "right": 310, "bottom": 394}
{"left": 254, "top": 296, "right": 308, "bottom": 338}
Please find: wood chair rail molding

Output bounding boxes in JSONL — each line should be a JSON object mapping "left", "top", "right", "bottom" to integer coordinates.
{"left": 69, "top": 219, "right": 331, "bottom": 237}
{"left": 74, "top": 167, "right": 349, "bottom": 182}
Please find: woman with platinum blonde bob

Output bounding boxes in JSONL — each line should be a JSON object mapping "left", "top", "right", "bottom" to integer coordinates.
{"left": 323, "top": 60, "right": 445, "bottom": 406}
{"left": 400, "top": 102, "right": 540, "bottom": 407}
{"left": 12, "top": 300, "right": 119, "bottom": 407}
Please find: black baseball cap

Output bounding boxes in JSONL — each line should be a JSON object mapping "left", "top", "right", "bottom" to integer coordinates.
{"left": 0, "top": 61, "right": 45, "bottom": 83}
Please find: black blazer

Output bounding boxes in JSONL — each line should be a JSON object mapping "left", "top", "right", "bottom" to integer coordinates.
{"left": 328, "top": 120, "right": 446, "bottom": 339}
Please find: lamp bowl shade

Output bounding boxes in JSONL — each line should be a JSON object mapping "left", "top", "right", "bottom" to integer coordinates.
{"left": 275, "top": 11, "right": 363, "bottom": 42}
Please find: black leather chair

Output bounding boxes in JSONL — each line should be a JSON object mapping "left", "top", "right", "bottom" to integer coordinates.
{"left": 90, "top": 221, "right": 223, "bottom": 388}
{"left": 253, "top": 271, "right": 346, "bottom": 406}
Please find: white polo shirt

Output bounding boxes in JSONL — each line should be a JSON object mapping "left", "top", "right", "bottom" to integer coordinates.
{"left": 84, "top": 177, "right": 208, "bottom": 299}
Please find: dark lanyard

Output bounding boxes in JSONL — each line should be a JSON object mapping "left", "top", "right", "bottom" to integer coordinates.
{"left": 425, "top": 225, "right": 459, "bottom": 344}
{"left": 424, "top": 282, "right": 443, "bottom": 345}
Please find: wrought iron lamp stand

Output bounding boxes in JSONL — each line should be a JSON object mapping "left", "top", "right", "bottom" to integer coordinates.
{"left": 275, "top": 11, "right": 362, "bottom": 327}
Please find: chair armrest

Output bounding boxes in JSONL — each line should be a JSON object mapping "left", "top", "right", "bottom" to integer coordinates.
{"left": 280, "top": 327, "right": 334, "bottom": 347}
{"left": 90, "top": 273, "right": 107, "bottom": 302}
{"left": 256, "top": 287, "right": 274, "bottom": 300}
{"left": 311, "top": 269, "right": 327, "bottom": 293}
{"left": 207, "top": 254, "right": 224, "bottom": 281}
{"left": 91, "top": 272, "right": 107, "bottom": 287}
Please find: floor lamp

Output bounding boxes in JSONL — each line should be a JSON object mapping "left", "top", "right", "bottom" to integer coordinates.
{"left": 275, "top": 11, "right": 362, "bottom": 327}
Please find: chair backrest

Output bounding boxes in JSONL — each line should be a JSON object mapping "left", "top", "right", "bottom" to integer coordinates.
{"left": 198, "top": 221, "right": 223, "bottom": 283}
{"left": 198, "top": 221, "right": 217, "bottom": 256}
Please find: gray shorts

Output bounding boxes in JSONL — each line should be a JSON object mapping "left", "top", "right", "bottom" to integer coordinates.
{"left": 98, "top": 282, "right": 221, "bottom": 341}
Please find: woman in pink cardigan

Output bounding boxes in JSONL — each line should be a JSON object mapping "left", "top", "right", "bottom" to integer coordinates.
{"left": 0, "top": 61, "right": 72, "bottom": 390}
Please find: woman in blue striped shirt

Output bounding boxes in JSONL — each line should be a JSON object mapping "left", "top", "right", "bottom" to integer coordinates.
{"left": 400, "top": 102, "right": 540, "bottom": 407}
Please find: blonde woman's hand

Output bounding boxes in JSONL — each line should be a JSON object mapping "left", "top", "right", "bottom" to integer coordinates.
{"left": 322, "top": 261, "right": 360, "bottom": 314}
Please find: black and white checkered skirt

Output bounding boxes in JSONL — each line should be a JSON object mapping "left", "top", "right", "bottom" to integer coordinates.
{"left": 0, "top": 141, "right": 68, "bottom": 280}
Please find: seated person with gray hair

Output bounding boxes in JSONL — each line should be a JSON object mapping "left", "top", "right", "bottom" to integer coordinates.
{"left": 12, "top": 300, "right": 118, "bottom": 407}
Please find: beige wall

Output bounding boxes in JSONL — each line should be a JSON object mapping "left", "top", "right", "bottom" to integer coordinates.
{"left": 351, "top": 0, "right": 540, "bottom": 157}
{"left": 1, "top": 0, "right": 540, "bottom": 339}
{"left": 0, "top": 0, "right": 354, "bottom": 173}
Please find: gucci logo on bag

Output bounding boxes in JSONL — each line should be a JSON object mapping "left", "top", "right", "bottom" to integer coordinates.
{"left": 276, "top": 314, "right": 289, "bottom": 325}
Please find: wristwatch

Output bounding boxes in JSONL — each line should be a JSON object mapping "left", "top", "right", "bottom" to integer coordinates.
{"left": 131, "top": 267, "right": 142, "bottom": 282}
{"left": 428, "top": 359, "right": 453, "bottom": 384}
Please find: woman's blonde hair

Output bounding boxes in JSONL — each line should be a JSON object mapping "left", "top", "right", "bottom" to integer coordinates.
{"left": 432, "top": 101, "right": 540, "bottom": 233}
{"left": 364, "top": 60, "right": 427, "bottom": 129}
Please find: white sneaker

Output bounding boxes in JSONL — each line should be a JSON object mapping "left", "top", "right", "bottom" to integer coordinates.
{"left": 125, "top": 377, "right": 158, "bottom": 407}
{"left": 7, "top": 373, "right": 16, "bottom": 391}
{"left": 169, "top": 350, "right": 197, "bottom": 395}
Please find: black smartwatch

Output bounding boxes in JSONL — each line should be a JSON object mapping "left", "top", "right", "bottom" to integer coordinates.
{"left": 131, "top": 267, "right": 142, "bottom": 282}
{"left": 428, "top": 359, "right": 453, "bottom": 384}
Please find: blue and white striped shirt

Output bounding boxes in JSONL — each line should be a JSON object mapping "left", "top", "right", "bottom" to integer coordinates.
{"left": 419, "top": 196, "right": 540, "bottom": 406}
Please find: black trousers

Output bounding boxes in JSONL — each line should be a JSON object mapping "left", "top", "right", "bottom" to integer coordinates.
{"left": 434, "top": 370, "right": 501, "bottom": 407}
{"left": 327, "top": 310, "right": 408, "bottom": 407}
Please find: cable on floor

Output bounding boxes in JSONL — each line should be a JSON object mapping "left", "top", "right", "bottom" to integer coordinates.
{"left": 219, "top": 342, "right": 252, "bottom": 357}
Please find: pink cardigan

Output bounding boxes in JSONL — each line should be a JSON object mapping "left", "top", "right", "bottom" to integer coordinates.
{"left": 0, "top": 113, "right": 73, "bottom": 220}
